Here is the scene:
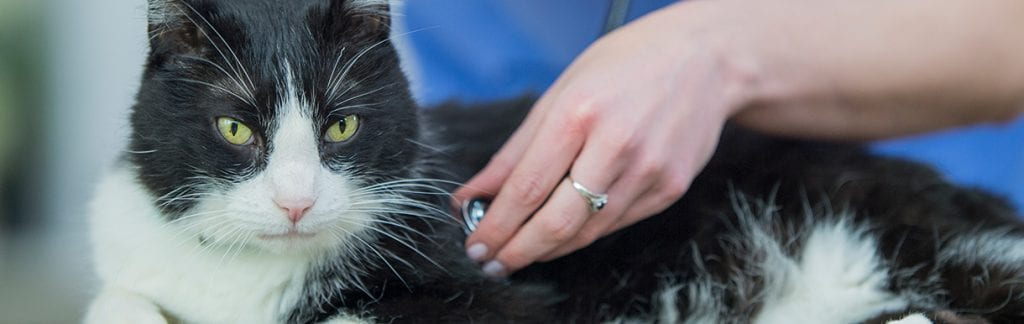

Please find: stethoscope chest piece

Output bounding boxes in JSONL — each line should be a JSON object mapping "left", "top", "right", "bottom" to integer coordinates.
{"left": 461, "top": 198, "right": 490, "bottom": 234}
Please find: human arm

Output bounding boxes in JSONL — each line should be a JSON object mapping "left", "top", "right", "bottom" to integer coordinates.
{"left": 455, "top": 0, "right": 1024, "bottom": 276}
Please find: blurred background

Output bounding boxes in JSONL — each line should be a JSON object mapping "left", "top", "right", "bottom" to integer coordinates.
{"left": 0, "top": 0, "right": 145, "bottom": 322}
{"left": 1, "top": 0, "right": 1023, "bottom": 323}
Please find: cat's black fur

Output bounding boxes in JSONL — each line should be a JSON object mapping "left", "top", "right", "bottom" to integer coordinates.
{"left": 432, "top": 104, "right": 1024, "bottom": 323}
{"left": 126, "top": 0, "right": 1024, "bottom": 322}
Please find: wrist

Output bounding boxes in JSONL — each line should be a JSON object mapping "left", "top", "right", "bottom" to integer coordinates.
{"left": 661, "top": 0, "right": 863, "bottom": 138}
{"left": 654, "top": 1, "right": 768, "bottom": 119}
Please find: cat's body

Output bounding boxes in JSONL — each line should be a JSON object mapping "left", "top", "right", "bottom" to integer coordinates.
{"left": 435, "top": 105, "right": 1024, "bottom": 323}
{"left": 87, "top": 0, "right": 1024, "bottom": 323}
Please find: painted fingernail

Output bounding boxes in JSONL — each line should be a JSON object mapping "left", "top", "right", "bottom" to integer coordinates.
{"left": 466, "top": 243, "right": 488, "bottom": 262}
{"left": 482, "top": 260, "right": 506, "bottom": 277}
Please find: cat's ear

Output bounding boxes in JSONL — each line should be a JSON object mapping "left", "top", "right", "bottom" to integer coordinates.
{"left": 331, "top": 0, "right": 393, "bottom": 40}
{"left": 146, "top": 0, "right": 212, "bottom": 56}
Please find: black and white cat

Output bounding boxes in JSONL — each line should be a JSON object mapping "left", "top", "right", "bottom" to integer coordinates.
{"left": 87, "top": 0, "right": 1024, "bottom": 323}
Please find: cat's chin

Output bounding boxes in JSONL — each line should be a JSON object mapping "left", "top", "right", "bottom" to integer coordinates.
{"left": 247, "top": 233, "right": 336, "bottom": 255}
{"left": 245, "top": 226, "right": 367, "bottom": 256}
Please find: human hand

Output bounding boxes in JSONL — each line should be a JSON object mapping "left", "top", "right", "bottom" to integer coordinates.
{"left": 454, "top": 3, "right": 757, "bottom": 276}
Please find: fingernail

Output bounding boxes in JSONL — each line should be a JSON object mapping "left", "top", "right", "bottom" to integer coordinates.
{"left": 466, "top": 243, "right": 488, "bottom": 262}
{"left": 482, "top": 260, "right": 506, "bottom": 277}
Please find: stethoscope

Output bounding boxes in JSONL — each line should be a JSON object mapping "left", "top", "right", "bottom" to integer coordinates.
{"left": 461, "top": 0, "right": 634, "bottom": 235}
{"left": 602, "top": 0, "right": 633, "bottom": 35}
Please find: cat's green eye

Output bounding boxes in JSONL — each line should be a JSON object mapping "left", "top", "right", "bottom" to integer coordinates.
{"left": 217, "top": 117, "right": 255, "bottom": 146}
{"left": 325, "top": 115, "right": 359, "bottom": 143}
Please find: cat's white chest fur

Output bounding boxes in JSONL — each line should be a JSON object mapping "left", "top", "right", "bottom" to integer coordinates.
{"left": 87, "top": 167, "right": 313, "bottom": 324}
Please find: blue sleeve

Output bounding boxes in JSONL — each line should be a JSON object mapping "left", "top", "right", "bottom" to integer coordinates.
{"left": 397, "top": 1, "right": 1024, "bottom": 212}
{"left": 398, "top": 0, "right": 676, "bottom": 105}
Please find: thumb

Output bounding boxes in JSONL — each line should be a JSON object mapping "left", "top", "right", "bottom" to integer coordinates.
{"left": 453, "top": 96, "right": 552, "bottom": 208}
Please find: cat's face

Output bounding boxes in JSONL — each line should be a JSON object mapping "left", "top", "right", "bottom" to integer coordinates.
{"left": 128, "top": 0, "right": 422, "bottom": 255}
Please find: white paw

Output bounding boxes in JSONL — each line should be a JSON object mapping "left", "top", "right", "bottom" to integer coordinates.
{"left": 320, "top": 313, "right": 374, "bottom": 324}
{"left": 85, "top": 288, "right": 168, "bottom": 324}
{"left": 887, "top": 313, "right": 933, "bottom": 324}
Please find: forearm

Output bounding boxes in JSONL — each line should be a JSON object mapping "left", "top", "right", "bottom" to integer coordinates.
{"left": 662, "top": 0, "right": 1024, "bottom": 140}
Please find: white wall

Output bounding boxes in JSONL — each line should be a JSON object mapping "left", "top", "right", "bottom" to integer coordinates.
{"left": 0, "top": 0, "right": 146, "bottom": 321}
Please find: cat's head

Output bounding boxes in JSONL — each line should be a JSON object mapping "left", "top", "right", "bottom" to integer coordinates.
{"left": 128, "top": 0, "right": 426, "bottom": 255}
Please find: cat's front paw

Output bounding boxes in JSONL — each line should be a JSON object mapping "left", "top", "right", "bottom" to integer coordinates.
{"left": 887, "top": 314, "right": 932, "bottom": 324}
{"left": 85, "top": 288, "right": 168, "bottom": 324}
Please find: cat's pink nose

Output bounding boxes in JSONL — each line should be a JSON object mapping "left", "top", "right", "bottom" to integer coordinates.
{"left": 274, "top": 198, "right": 315, "bottom": 223}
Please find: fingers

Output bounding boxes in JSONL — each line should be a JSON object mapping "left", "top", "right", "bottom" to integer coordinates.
{"left": 482, "top": 179, "right": 589, "bottom": 275}
{"left": 451, "top": 100, "right": 547, "bottom": 204}
{"left": 538, "top": 174, "right": 647, "bottom": 261}
{"left": 463, "top": 107, "right": 588, "bottom": 264}
{"left": 484, "top": 129, "right": 629, "bottom": 274}
{"left": 608, "top": 176, "right": 691, "bottom": 233}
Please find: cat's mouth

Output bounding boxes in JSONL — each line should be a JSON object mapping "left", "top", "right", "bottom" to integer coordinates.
{"left": 258, "top": 230, "right": 317, "bottom": 240}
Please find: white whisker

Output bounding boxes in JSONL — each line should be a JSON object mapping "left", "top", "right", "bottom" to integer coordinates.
{"left": 328, "top": 102, "right": 382, "bottom": 115}
{"left": 163, "top": 2, "right": 257, "bottom": 107}
{"left": 156, "top": 78, "right": 257, "bottom": 108}
{"left": 342, "top": 226, "right": 412, "bottom": 290}
{"left": 326, "top": 37, "right": 392, "bottom": 103}
{"left": 339, "top": 217, "right": 447, "bottom": 273}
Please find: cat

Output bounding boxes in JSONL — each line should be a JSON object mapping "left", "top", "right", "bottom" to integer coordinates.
{"left": 86, "top": 0, "right": 1024, "bottom": 323}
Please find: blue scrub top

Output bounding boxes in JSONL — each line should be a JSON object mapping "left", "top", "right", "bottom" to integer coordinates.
{"left": 398, "top": 0, "right": 1024, "bottom": 211}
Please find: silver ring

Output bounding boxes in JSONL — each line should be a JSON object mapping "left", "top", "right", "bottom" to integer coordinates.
{"left": 569, "top": 176, "right": 608, "bottom": 213}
